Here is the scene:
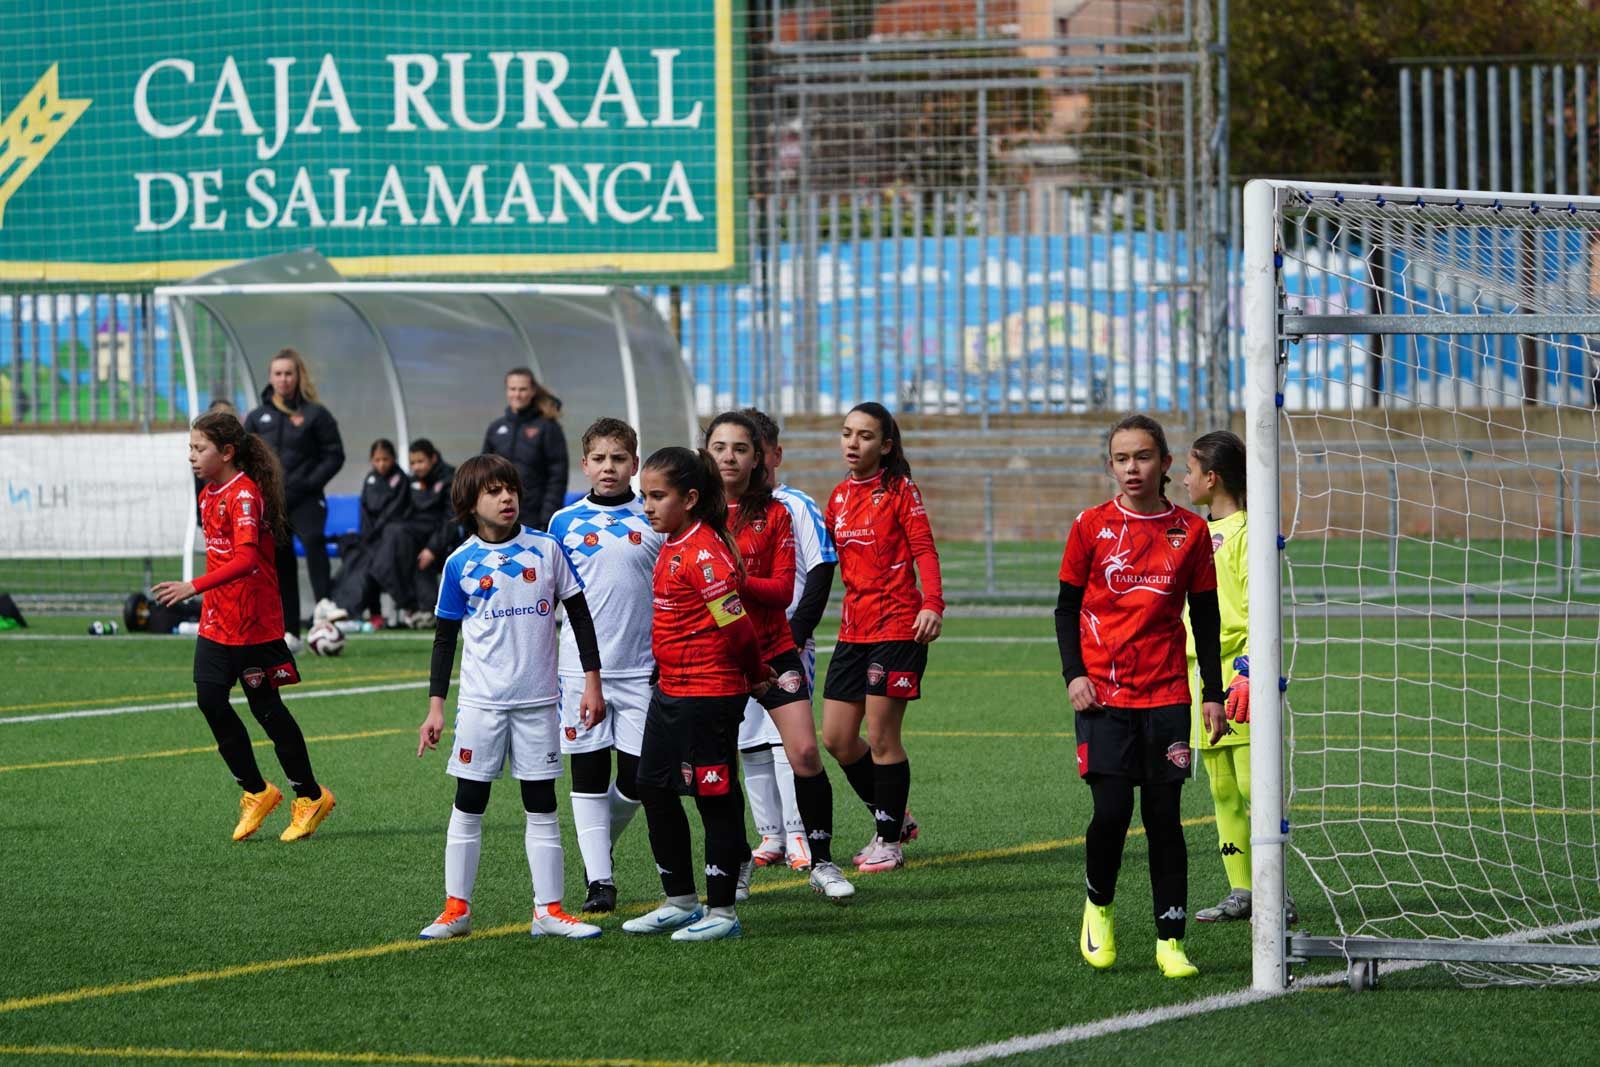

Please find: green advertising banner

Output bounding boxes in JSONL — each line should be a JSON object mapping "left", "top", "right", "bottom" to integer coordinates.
{"left": 0, "top": 0, "right": 741, "bottom": 284}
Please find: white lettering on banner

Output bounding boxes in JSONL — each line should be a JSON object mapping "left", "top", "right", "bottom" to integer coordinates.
{"left": 0, "top": 433, "right": 193, "bottom": 558}
{"left": 128, "top": 48, "right": 713, "bottom": 233}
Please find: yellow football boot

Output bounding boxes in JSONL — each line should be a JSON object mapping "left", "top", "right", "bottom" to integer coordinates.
{"left": 1080, "top": 899, "right": 1116, "bottom": 969}
{"left": 279, "top": 787, "right": 336, "bottom": 841}
{"left": 1156, "top": 937, "right": 1200, "bottom": 979}
{"left": 233, "top": 782, "right": 283, "bottom": 841}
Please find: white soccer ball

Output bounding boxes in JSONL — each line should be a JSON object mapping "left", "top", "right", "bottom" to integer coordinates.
{"left": 307, "top": 621, "right": 347, "bottom": 657}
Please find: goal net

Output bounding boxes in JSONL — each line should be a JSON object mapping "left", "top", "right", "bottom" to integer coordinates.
{"left": 1244, "top": 180, "right": 1600, "bottom": 989}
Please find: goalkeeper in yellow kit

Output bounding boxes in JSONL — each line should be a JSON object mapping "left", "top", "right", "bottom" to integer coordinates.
{"left": 1181, "top": 431, "right": 1295, "bottom": 924}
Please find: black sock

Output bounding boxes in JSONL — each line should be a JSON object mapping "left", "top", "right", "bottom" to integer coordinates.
{"left": 793, "top": 770, "right": 834, "bottom": 864}
{"left": 196, "top": 684, "right": 266, "bottom": 793}
{"left": 241, "top": 685, "right": 320, "bottom": 800}
{"left": 873, "top": 759, "right": 909, "bottom": 843}
{"left": 1142, "top": 781, "right": 1188, "bottom": 940}
{"left": 1084, "top": 775, "right": 1136, "bottom": 907}
{"left": 840, "top": 750, "right": 876, "bottom": 809}
{"left": 639, "top": 783, "right": 696, "bottom": 898}
{"left": 694, "top": 782, "right": 749, "bottom": 909}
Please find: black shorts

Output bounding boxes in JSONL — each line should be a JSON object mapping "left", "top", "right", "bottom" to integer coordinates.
{"left": 638, "top": 690, "right": 747, "bottom": 797}
{"left": 1074, "top": 704, "right": 1192, "bottom": 785}
{"left": 756, "top": 648, "right": 813, "bottom": 711}
{"left": 193, "top": 635, "right": 301, "bottom": 691}
{"left": 822, "top": 639, "right": 927, "bottom": 703}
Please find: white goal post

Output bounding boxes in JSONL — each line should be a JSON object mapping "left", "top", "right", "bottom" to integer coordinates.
{"left": 1245, "top": 179, "right": 1600, "bottom": 992}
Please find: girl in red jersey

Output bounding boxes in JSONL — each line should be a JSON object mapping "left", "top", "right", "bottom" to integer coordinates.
{"left": 623, "top": 447, "right": 776, "bottom": 941}
{"left": 1056, "top": 413, "right": 1226, "bottom": 980}
{"left": 153, "top": 412, "right": 335, "bottom": 843}
{"left": 820, "top": 402, "right": 943, "bottom": 874}
{"left": 705, "top": 413, "right": 853, "bottom": 902}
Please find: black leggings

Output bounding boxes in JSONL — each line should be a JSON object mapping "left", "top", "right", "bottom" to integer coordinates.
{"left": 1083, "top": 774, "right": 1188, "bottom": 940}
{"left": 638, "top": 778, "right": 749, "bottom": 908}
{"left": 276, "top": 495, "right": 331, "bottom": 632}
{"left": 196, "top": 682, "right": 319, "bottom": 799}
{"left": 451, "top": 776, "right": 556, "bottom": 815}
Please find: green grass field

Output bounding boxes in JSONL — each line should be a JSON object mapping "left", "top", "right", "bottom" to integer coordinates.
{"left": 2, "top": 612, "right": 1598, "bottom": 1067}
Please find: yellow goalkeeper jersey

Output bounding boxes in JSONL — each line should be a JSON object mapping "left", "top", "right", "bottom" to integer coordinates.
{"left": 1186, "top": 508, "right": 1249, "bottom": 750}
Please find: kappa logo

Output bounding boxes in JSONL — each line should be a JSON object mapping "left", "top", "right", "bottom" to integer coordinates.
{"left": 496, "top": 425, "right": 509, "bottom": 434}
{"left": 271, "top": 666, "right": 294, "bottom": 682}
{"left": 808, "top": 829, "right": 832, "bottom": 840}
{"left": 628, "top": 530, "right": 643, "bottom": 544}
{"left": 696, "top": 763, "right": 731, "bottom": 796}
{"left": 1158, "top": 906, "right": 1187, "bottom": 921}
{"left": 705, "top": 864, "right": 729, "bottom": 878}
{"left": 656, "top": 863, "right": 672, "bottom": 876}
{"left": 1096, "top": 527, "right": 1116, "bottom": 540}
{"left": 521, "top": 566, "right": 537, "bottom": 583}
{"left": 584, "top": 532, "right": 600, "bottom": 547}
{"left": 1166, "top": 741, "right": 1191, "bottom": 770}
{"left": 888, "top": 671, "right": 919, "bottom": 697}
{"left": 699, "top": 768, "right": 724, "bottom": 785}
{"left": 695, "top": 549, "right": 713, "bottom": 562}
{"left": 1220, "top": 842, "right": 1244, "bottom": 857}
{"left": 459, "top": 748, "right": 473, "bottom": 764}
{"left": 834, "top": 493, "right": 844, "bottom": 504}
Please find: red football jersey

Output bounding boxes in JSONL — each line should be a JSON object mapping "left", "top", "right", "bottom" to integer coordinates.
{"left": 729, "top": 499, "right": 797, "bottom": 659}
{"left": 1058, "top": 497, "right": 1218, "bottom": 708}
{"left": 652, "top": 521, "right": 764, "bottom": 697}
{"left": 194, "top": 472, "right": 285, "bottom": 645}
{"left": 825, "top": 473, "right": 945, "bottom": 643}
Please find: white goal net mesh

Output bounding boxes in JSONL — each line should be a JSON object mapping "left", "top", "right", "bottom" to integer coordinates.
{"left": 1272, "top": 184, "right": 1600, "bottom": 985}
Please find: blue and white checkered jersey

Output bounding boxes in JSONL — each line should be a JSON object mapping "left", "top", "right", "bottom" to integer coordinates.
{"left": 548, "top": 494, "right": 664, "bottom": 679}
{"left": 776, "top": 483, "right": 836, "bottom": 619}
{"left": 435, "top": 526, "right": 582, "bottom": 709}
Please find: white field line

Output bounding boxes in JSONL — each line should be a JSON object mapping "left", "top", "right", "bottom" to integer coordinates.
{"left": 883, "top": 917, "right": 1600, "bottom": 1066}
{"left": 0, "top": 681, "right": 427, "bottom": 725}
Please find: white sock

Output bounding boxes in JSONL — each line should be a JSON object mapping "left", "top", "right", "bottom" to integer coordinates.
{"left": 525, "top": 809, "right": 564, "bottom": 911}
{"left": 608, "top": 782, "right": 642, "bottom": 846}
{"left": 773, "top": 746, "right": 804, "bottom": 838}
{"left": 667, "top": 892, "right": 699, "bottom": 911}
{"left": 570, "top": 791, "right": 614, "bottom": 883}
{"left": 445, "top": 806, "right": 483, "bottom": 902}
{"left": 742, "top": 747, "right": 782, "bottom": 842}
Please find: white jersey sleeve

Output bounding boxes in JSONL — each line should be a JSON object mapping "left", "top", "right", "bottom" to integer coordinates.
{"left": 775, "top": 483, "right": 836, "bottom": 619}
{"left": 550, "top": 496, "right": 663, "bottom": 679}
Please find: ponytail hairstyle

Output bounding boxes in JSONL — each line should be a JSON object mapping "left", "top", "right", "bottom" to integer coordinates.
{"left": 642, "top": 446, "right": 745, "bottom": 580}
{"left": 1106, "top": 412, "right": 1173, "bottom": 495}
{"left": 848, "top": 401, "right": 912, "bottom": 488}
{"left": 193, "top": 411, "right": 287, "bottom": 537}
{"left": 271, "top": 347, "right": 319, "bottom": 404}
{"left": 704, "top": 410, "right": 773, "bottom": 532}
{"left": 1190, "top": 429, "right": 1247, "bottom": 510}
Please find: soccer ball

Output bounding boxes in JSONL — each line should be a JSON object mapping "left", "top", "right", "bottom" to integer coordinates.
{"left": 307, "top": 621, "right": 347, "bottom": 657}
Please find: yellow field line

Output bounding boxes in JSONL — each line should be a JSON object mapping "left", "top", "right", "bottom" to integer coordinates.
{"left": 0, "top": 671, "right": 426, "bottom": 715}
{"left": 0, "top": 1044, "right": 834, "bottom": 1067}
{"left": 0, "top": 819, "right": 1211, "bottom": 1018}
{"left": 0, "top": 729, "right": 411, "bottom": 774}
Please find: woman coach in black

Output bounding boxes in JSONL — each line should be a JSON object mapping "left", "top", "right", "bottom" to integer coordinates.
{"left": 481, "top": 366, "right": 568, "bottom": 531}
{"left": 245, "top": 348, "right": 345, "bottom": 638}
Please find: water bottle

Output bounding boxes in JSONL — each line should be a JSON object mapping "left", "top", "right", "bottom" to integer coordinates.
{"left": 177, "top": 621, "right": 200, "bottom": 636}
{"left": 87, "top": 620, "right": 120, "bottom": 636}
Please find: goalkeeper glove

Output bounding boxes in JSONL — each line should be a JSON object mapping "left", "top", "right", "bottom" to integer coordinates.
{"left": 1225, "top": 655, "right": 1250, "bottom": 724}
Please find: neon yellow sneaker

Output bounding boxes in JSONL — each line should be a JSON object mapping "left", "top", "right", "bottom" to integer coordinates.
{"left": 1155, "top": 937, "right": 1199, "bottom": 979}
{"left": 279, "top": 787, "right": 336, "bottom": 841}
{"left": 1080, "top": 899, "right": 1116, "bottom": 969}
{"left": 233, "top": 782, "right": 283, "bottom": 841}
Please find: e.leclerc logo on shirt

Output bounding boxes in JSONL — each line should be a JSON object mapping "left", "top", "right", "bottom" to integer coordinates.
{"left": 479, "top": 600, "right": 551, "bottom": 621}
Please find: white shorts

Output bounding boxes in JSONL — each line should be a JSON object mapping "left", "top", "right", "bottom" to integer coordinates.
{"left": 559, "top": 674, "right": 651, "bottom": 757}
{"left": 446, "top": 702, "right": 563, "bottom": 782}
{"left": 747, "top": 641, "right": 818, "bottom": 748}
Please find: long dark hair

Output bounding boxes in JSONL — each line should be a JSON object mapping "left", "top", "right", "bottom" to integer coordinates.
{"left": 642, "top": 446, "right": 744, "bottom": 579}
{"left": 194, "top": 412, "right": 287, "bottom": 537}
{"left": 1107, "top": 412, "right": 1173, "bottom": 495}
{"left": 704, "top": 411, "right": 773, "bottom": 532}
{"left": 1191, "top": 429, "right": 1247, "bottom": 510}
{"left": 848, "top": 401, "right": 912, "bottom": 488}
